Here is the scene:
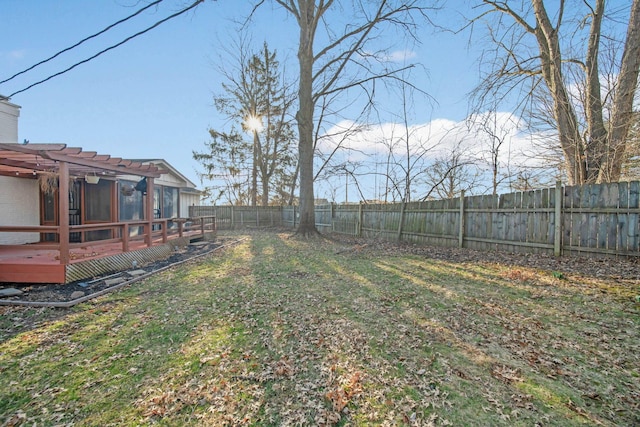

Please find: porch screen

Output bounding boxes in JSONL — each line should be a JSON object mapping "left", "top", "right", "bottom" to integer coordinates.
{"left": 163, "top": 187, "right": 179, "bottom": 219}
{"left": 84, "top": 179, "right": 112, "bottom": 241}
{"left": 119, "top": 180, "right": 144, "bottom": 237}
{"left": 85, "top": 180, "right": 112, "bottom": 221}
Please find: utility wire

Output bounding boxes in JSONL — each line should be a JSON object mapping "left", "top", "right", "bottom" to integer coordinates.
{"left": 1, "top": 0, "right": 163, "bottom": 85}
{"left": 8, "top": 0, "right": 204, "bottom": 98}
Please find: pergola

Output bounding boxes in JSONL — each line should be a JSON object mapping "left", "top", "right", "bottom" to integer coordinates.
{"left": 0, "top": 143, "right": 164, "bottom": 179}
{"left": 0, "top": 143, "right": 166, "bottom": 264}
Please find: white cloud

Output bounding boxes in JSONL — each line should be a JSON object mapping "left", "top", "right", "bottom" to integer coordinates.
{"left": 9, "top": 50, "right": 26, "bottom": 60}
{"left": 385, "top": 49, "right": 417, "bottom": 62}
{"left": 318, "top": 112, "right": 552, "bottom": 168}
{"left": 1, "top": 50, "right": 26, "bottom": 63}
{"left": 314, "top": 111, "right": 561, "bottom": 201}
{"left": 357, "top": 48, "right": 418, "bottom": 64}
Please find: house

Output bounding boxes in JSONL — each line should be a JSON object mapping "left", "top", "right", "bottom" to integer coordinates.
{"left": 0, "top": 97, "right": 212, "bottom": 284}
{"left": 123, "top": 159, "right": 202, "bottom": 220}
{"left": 0, "top": 97, "right": 36, "bottom": 246}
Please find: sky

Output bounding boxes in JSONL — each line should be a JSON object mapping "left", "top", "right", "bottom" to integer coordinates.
{"left": 1, "top": 0, "right": 284, "bottom": 186}
{"left": 0, "top": 0, "right": 565, "bottom": 202}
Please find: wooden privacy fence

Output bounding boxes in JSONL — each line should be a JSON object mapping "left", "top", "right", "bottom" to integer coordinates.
{"left": 190, "top": 205, "right": 285, "bottom": 229}
{"left": 191, "top": 180, "right": 640, "bottom": 258}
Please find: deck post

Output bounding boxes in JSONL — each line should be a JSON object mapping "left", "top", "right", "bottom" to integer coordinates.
{"left": 145, "top": 177, "right": 154, "bottom": 247}
{"left": 58, "top": 161, "right": 70, "bottom": 265}
{"left": 122, "top": 223, "right": 129, "bottom": 252}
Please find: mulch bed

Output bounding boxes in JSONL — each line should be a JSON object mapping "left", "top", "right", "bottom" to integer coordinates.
{"left": 0, "top": 239, "right": 232, "bottom": 304}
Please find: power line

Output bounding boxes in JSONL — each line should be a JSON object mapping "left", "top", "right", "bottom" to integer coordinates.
{"left": 8, "top": 0, "right": 204, "bottom": 98}
{"left": 1, "top": 0, "right": 164, "bottom": 85}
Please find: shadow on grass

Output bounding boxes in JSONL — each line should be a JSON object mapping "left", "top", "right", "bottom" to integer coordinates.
{"left": 1, "top": 231, "right": 638, "bottom": 426}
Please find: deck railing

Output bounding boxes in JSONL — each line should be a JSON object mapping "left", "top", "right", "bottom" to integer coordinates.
{"left": 0, "top": 215, "right": 216, "bottom": 263}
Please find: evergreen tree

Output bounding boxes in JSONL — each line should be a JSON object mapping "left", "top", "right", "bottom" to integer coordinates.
{"left": 194, "top": 42, "right": 296, "bottom": 205}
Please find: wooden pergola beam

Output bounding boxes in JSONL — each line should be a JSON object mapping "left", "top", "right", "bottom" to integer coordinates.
{"left": 0, "top": 143, "right": 164, "bottom": 178}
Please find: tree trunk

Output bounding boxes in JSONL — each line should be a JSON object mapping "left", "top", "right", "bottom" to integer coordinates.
{"left": 531, "top": 0, "right": 586, "bottom": 184}
{"left": 262, "top": 177, "right": 269, "bottom": 206}
{"left": 481, "top": 0, "right": 640, "bottom": 185}
{"left": 252, "top": 130, "right": 258, "bottom": 206}
{"left": 295, "top": 1, "right": 319, "bottom": 236}
{"left": 584, "top": 0, "right": 607, "bottom": 180}
{"left": 288, "top": 161, "right": 300, "bottom": 206}
{"left": 600, "top": 0, "right": 640, "bottom": 182}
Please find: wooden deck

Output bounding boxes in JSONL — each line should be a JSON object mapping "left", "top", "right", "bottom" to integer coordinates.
{"left": 0, "top": 219, "right": 216, "bottom": 284}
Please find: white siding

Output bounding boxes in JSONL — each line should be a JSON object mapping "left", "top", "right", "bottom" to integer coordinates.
{"left": 180, "top": 192, "right": 201, "bottom": 218}
{"left": 118, "top": 173, "right": 186, "bottom": 189}
{"left": 0, "top": 99, "right": 20, "bottom": 143}
{"left": 0, "top": 176, "right": 40, "bottom": 244}
{"left": 155, "top": 172, "right": 184, "bottom": 187}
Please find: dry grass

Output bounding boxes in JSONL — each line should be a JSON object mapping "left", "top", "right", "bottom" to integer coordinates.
{"left": 1, "top": 230, "right": 638, "bottom": 426}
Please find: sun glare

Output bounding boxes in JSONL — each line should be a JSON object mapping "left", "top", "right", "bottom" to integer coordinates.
{"left": 246, "top": 115, "right": 263, "bottom": 132}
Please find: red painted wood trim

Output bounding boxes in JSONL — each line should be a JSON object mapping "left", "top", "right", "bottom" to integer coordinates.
{"left": 0, "top": 264, "right": 66, "bottom": 284}
{"left": 58, "top": 161, "right": 70, "bottom": 264}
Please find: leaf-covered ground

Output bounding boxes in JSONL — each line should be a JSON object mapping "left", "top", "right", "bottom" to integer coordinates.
{"left": 1, "top": 230, "right": 638, "bottom": 426}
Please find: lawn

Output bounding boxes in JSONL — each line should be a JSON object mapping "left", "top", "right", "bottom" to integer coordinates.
{"left": 1, "top": 230, "right": 638, "bottom": 426}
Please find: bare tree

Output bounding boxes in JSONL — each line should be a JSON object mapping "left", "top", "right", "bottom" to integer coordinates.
{"left": 422, "top": 141, "right": 482, "bottom": 200}
{"left": 377, "top": 124, "right": 407, "bottom": 203}
{"left": 620, "top": 111, "right": 640, "bottom": 180}
{"left": 375, "top": 82, "right": 440, "bottom": 203}
{"left": 318, "top": 162, "right": 369, "bottom": 203}
{"left": 399, "top": 82, "right": 417, "bottom": 203}
{"left": 269, "top": 0, "right": 437, "bottom": 236}
{"left": 471, "top": 0, "right": 640, "bottom": 185}
{"left": 312, "top": 95, "right": 374, "bottom": 202}
{"left": 471, "top": 111, "right": 517, "bottom": 196}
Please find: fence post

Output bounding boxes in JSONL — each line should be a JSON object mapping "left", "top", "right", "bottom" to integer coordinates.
{"left": 330, "top": 206, "right": 334, "bottom": 232}
{"left": 230, "top": 206, "right": 235, "bottom": 228}
{"left": 554, "top": 180, "right": 562, "bottom": 256}
{"left": 358, "top": 203, "right": 363, "bottom": 236}
{"left": 458, "top": 190, "right": 465, "bottom": 248}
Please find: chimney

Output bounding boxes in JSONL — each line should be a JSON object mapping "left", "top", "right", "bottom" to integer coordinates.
{"left": 0, "top": 95, "right": 21, "bottom": 143}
